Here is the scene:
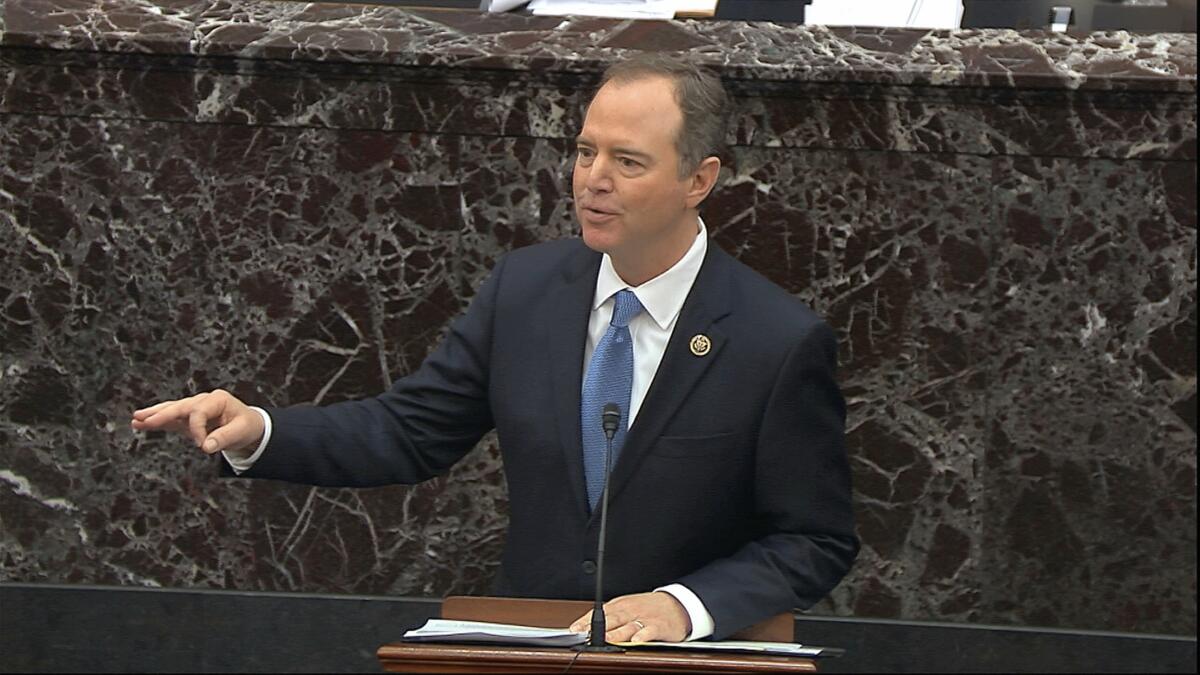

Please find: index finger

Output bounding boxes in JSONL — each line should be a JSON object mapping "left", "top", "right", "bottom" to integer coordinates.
{"left": 131, "top": 396, "right": 201, "bottom": 431}
{"left": 599, "top": 600, "right": 634, "bottom": 628}
{"left": 568, "top": 609, "right": 593, "bottom": 633}
{"left": 132, "top": 400, "right": 176, "bottom": 420}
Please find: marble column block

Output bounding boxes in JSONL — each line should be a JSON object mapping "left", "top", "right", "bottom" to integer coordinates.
{"left": 712, "top": 147, "right": 996, "bottom": 621}
{"left": 981, "top": 155, "right": 1196, "bottom": 632}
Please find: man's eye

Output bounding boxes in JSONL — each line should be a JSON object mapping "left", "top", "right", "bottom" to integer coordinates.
{"left": 618, "top": 157, "right": 641, "bottom": 169}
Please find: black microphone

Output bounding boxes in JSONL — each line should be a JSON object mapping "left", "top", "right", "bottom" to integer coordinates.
{"left": 601, "top": 404, "right": 620, "bottom": 439}
{"left": 579, "top": 402, "right": 625, "bottom": 653}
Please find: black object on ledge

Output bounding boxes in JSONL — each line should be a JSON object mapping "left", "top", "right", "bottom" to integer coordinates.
{"left": 962, "top": 0, "right": 1197, "bottom": 33}
{"left": 713, "top": 0, "right": 810, "bottom": 22}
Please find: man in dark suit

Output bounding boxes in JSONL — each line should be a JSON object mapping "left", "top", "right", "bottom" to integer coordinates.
{"left": 132, "top": 54, "right": 858, "bottom": 642}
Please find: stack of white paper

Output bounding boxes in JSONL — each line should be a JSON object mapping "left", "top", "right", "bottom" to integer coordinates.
{"left": 403, "top": 619, "right": 588, "bottom": 647}
{"left": 404, "top": 619, "right": 843, "bottom": 658}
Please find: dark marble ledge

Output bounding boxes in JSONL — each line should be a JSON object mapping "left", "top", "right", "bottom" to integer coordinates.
{"left": 0, "top": 0, "right": 1194, "bottom": 93}
{"left": 6, "top": 42, "right": 1195, "bottom": 108}
{"left": 1, "top": 48, "right": 1194, "bottom": 160}
{"left": 5, "top": 582, "right": 1197, "bottom": 641}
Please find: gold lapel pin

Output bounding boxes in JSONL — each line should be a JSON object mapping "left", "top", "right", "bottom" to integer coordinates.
{"left": 689, "top": 334, "right": 712, "bottom": 357}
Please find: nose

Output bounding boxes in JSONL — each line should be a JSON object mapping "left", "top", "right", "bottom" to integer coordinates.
{"left": 583, "top": 155, "right": 615, "bottom": 194}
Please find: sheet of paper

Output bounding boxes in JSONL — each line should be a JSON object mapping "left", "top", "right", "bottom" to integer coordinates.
{"left": 483, "top": 0, "right": 532, "bottom": 13}
{"left": 807, "top": 0, "right": 963, "bottom": 29}
{"left": 615, "top": 639, "right": 834, "bottom": 657}
{"left": 528, "top": 0, "right": 678, "bottom": 19}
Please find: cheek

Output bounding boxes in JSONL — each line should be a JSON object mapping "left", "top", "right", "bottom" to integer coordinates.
{"left": 652, "top": 180, "right": 691, "bottom": 208}
{"left": 636, "top": 177, "right": 682, "bottom": 210}
{"left": 572, "top": 163, "right": 586, "bottom": 194}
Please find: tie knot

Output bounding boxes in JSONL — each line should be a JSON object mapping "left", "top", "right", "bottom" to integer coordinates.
{"left": 609, "top": 289, "right": 644, "bottom": 328}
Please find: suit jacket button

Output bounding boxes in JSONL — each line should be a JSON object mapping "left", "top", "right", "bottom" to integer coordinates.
{"left": 581, "top": 560, "right": 597, "bottom": 574}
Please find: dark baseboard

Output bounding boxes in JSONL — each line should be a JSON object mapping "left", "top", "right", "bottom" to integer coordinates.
{"left": 1, "top": 583, "right": 437, "bottom": 673}
{"left": 1, "top": 583, "right": 1194, "bottom": 673}
{"left": 790, "top": 613, "right": 1196, "bottom": 673}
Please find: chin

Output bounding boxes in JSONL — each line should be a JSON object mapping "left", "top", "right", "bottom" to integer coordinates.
{"left": 580, "top": 223, "right": 617, "bottom": 254}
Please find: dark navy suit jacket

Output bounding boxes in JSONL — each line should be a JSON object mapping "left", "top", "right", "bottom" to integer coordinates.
{"left": 242, "top": 238, "right": 858, "bottom": 639}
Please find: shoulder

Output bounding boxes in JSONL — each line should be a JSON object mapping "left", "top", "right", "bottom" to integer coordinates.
{"left": 705, "top": 246, "right": 838, "bottom": 370}
{"left": 480, "top": 238, "right": 599, "bottom": 304}
{"left": 499, "top": 238, "right": 595, "bottom": 277}
{"left": 716, "top": 247, "right": 827, "bottom": 336}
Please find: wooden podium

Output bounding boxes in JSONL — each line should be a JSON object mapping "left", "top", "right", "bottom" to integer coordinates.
{"left": 376, "top": 596, "right": 818, "bottom": 673}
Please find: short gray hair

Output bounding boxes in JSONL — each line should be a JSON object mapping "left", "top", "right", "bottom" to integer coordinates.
{"left": 594, "top": 54, "right": 731, "bottom": 178}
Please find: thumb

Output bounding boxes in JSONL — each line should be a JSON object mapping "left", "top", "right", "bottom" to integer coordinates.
{"left": 202, "top": 414, "right": 258, "bottom": 455}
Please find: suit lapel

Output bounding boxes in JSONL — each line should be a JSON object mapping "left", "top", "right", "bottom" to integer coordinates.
{"left": 547, "top": 246, "right": 602, "bottom": 518}
{"left": 600, "top": 245, "right": 735, "bottom": 512}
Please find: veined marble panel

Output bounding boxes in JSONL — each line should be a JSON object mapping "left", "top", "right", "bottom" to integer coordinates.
{"left": 0, "top": 116, "right": 570, "bottom": 593}
{"left": 719, "top": 147, "right": 995, "bottom": 622}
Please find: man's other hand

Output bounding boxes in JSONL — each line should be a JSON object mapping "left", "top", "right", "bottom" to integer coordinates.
{"left": 131, "top": 389, "right": 264, "bottom": 456}
{"left": 568, "top": 591, "right": 691, "bottom": 643}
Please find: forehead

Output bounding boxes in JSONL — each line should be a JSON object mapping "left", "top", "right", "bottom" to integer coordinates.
{"left": 579, "top": 76, "right": 681, "bottom": 152}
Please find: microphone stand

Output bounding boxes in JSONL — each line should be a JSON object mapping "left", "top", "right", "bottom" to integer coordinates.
{"left": 576, "top": 403, "right": 625, "bottom": 653}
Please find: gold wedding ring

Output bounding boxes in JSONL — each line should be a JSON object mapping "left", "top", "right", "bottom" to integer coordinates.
{"left": 632, "top": 619, "right": 646, "bottom": 631}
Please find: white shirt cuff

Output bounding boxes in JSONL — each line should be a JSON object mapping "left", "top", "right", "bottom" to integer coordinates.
{"left": 221, "top": 406, "right": 272, "bottom": 474}
{"left": 655, "top": 583, "right": 715, "bottom": 641}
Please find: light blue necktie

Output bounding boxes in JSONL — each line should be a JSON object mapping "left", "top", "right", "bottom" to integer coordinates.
{"left": 581, "top": 289, "right": 644, "bottom": 511}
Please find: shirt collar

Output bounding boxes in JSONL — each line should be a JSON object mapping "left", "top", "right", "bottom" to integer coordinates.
{"left": 592, "top": 218, "right": 708, "bottom": 330}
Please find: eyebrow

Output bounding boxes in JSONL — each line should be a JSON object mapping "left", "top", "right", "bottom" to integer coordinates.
{"left": 574, "top": 137, "right": 653, "bottom": 161}
{"left": 613, "top": 146, "right": 653, "bottom": 161}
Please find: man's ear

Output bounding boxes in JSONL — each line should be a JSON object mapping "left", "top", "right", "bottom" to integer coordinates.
{"left": 685, "top": 156, "right": 721, "bottom": 209}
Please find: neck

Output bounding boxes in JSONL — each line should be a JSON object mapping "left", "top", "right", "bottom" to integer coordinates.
{"left": 610, "top": 215, "right": 699, "bottom": 286}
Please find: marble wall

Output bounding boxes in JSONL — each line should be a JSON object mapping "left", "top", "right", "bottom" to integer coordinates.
{"left": 1, "top": 0, "right": 1195, "bottom": 635}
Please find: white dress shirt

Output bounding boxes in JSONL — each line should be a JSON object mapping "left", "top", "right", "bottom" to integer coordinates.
{"left": 582, "top": 219, "right": 714, "bottom": 641}
{"left": 226, "top": 219, "right": 715, "bottom": 640}
{"left": 584, "top": 220, "right": 706, "bottom": 425}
